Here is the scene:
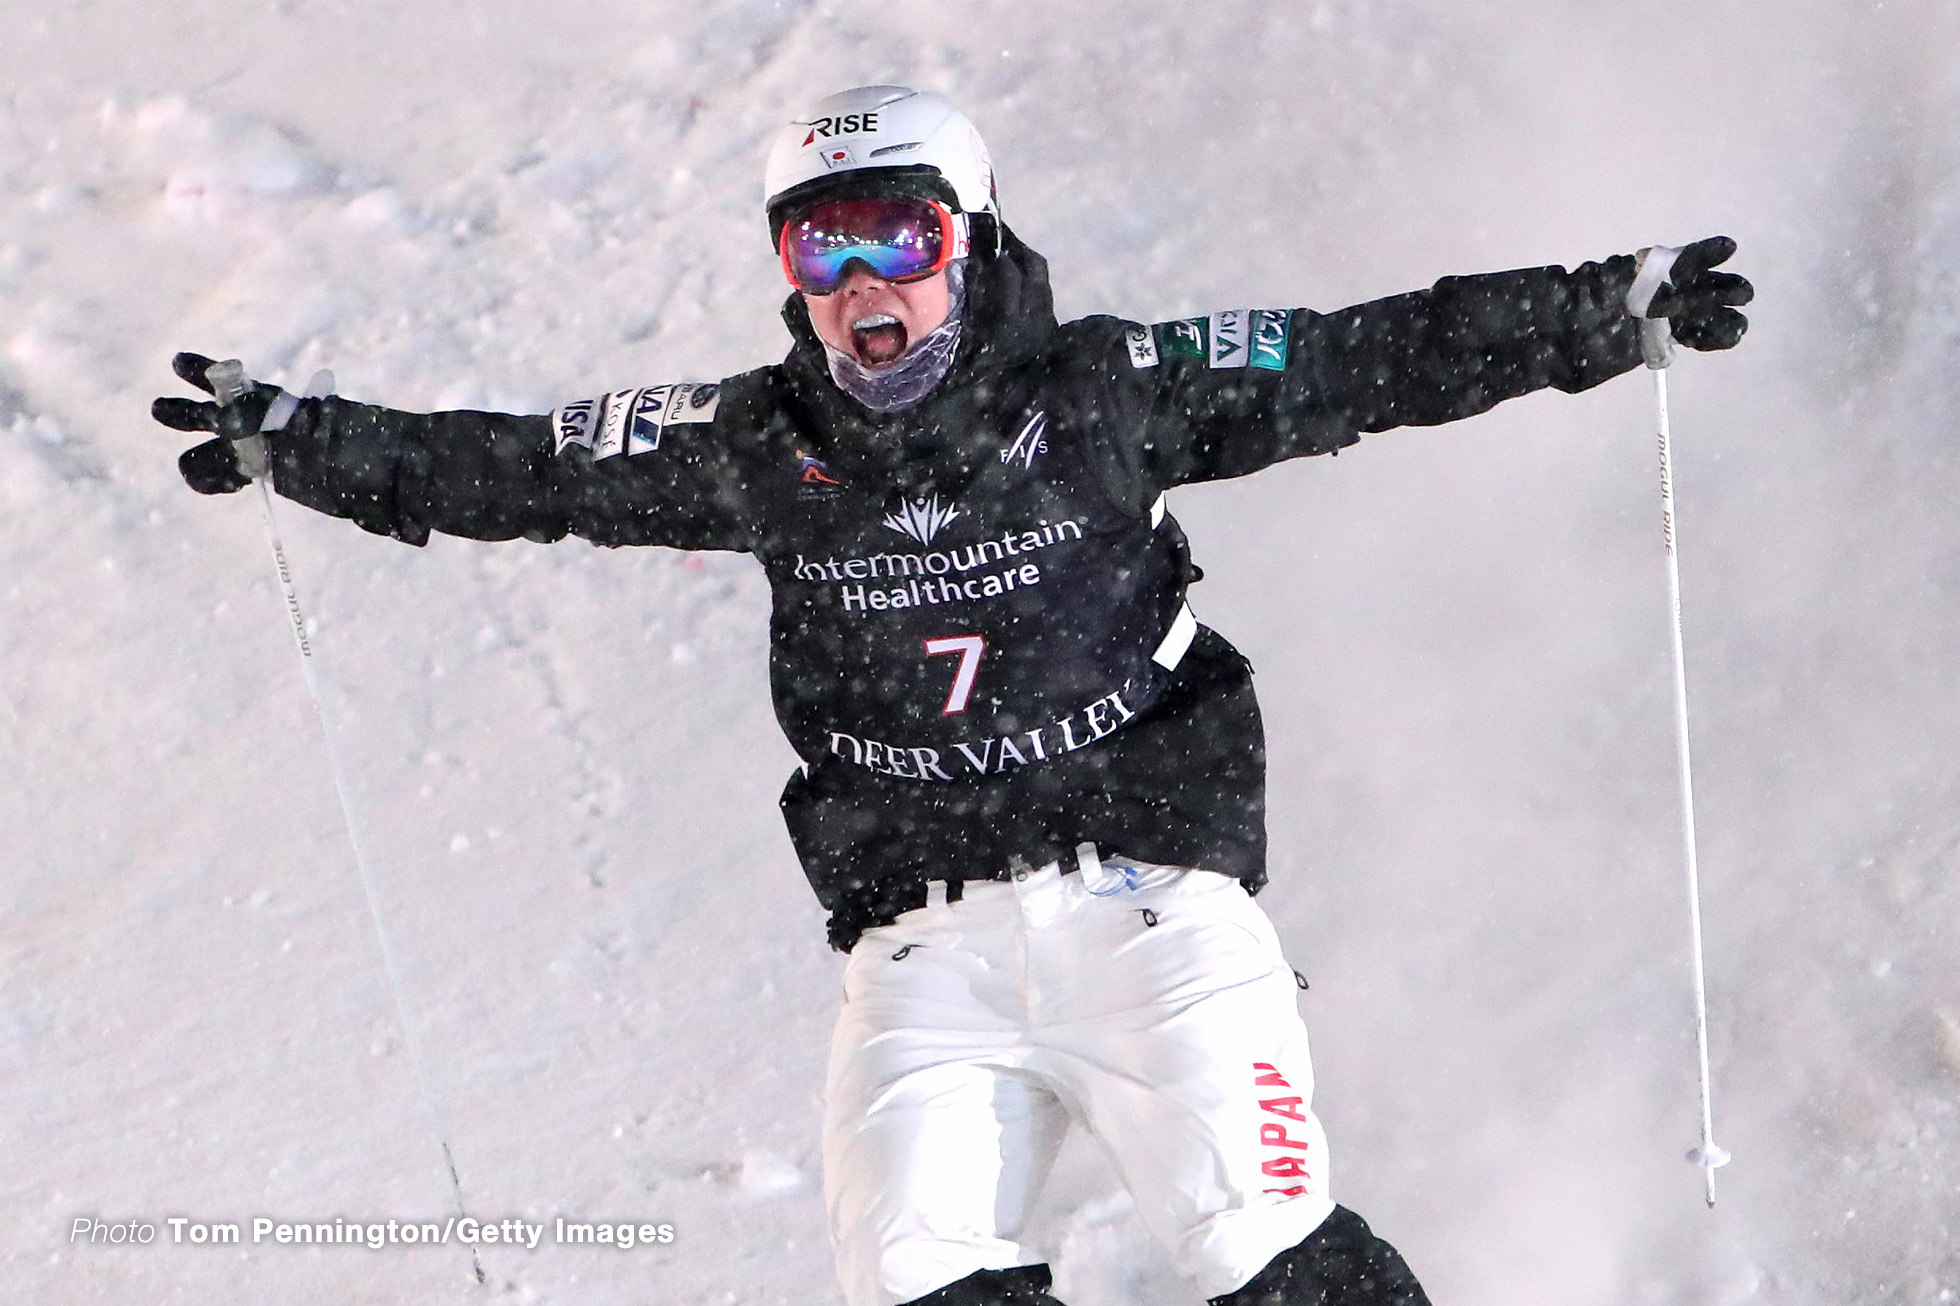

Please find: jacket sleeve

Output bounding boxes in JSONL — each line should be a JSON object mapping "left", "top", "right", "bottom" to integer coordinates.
{"left": 265, "top": 376, "right": 763, "bottom": 552}
{"left": 1124, "top": 255, "right": 1646, "bottom": 493}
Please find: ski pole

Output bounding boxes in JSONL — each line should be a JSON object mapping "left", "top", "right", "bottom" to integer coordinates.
{"left": 208, "top": 361, "right": 487, "bottom": 1282}
{"left": 1623, "top": 252, "right": 1732, "bottom": 1207}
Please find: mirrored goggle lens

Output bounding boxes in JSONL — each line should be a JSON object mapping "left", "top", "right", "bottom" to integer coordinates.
{"left": 780, "top": 197, "right": 953, "bottom": 293}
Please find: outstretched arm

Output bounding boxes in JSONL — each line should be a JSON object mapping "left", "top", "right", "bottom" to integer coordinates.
{"left": 154, "top": 354, "right": 760, "bottom": 553}
{"left": 1122, "top": 236, "right": 1751, "bottom": 492}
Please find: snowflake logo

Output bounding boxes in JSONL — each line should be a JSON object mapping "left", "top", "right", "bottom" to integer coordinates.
{"left": 883, "top": 494, "right": 962, "bottom": 546}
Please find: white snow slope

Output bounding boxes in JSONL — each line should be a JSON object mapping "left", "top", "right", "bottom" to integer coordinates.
{"left": 4, "top": 3, "right": 1958, "bottom": 1304}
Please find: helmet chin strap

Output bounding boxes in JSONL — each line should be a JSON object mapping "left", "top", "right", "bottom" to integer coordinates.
{"left": 819, "top": 260, "right": 967, "bottom": 414}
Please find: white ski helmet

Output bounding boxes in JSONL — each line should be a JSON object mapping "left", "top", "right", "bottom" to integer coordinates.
{"left": 764, "top": 85, "right": 997, "bottom": 245}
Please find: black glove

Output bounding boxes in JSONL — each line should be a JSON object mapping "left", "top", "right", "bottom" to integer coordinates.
{"left": 152, "top": 351, "right": 284, "bottom": 494}
{"left": 1641, "top": 235, "right": 1752, "bottom": 351}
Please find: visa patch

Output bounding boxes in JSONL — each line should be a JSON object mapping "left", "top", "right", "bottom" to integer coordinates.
{"left": 1208, "top": 310, "right": 1251, "bottom": 369}
{"left": 551, "top": 398, "right": 600, "bottom": 454}
{"left": 551, "top": 382, "right": 722, "bottom": 461}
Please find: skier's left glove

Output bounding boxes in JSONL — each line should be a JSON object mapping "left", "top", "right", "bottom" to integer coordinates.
{"left": 151, "top": 351, "right": 290, "bottom": 494}
{"left": 1637, "top": 236, "right": 1753, "bottom": 351}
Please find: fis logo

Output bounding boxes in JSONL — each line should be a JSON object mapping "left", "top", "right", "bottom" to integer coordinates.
{"left": 883, "top": 494, "right": 961, "bottom": 546}
{"left": 801, "top": 112, "right": 880, "bottom": 146}
{"left": 1001, "top": 412, "right": 1048, "bottom": 469}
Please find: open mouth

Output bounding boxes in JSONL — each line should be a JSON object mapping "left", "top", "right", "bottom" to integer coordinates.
{"left": 850, "top": 312, "right": 908, "bottom": 367}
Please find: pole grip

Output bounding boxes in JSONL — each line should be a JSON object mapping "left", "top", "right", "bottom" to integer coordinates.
{"left": 204, "top": 361, "right": 331, "bottom": 480}
{"left": 1627, "top": 246, "right": 1682, "bottom": 370}
{"left": 203, "top": 359, "right": 268, "bottom": 477}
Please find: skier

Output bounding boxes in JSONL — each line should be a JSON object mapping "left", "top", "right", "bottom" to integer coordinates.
{"left": 154, "top": 86, "right": 1751, "bottom": 1306}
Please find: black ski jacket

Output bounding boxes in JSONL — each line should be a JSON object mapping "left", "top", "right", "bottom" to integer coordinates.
{"left": 263, "top": 223, "right": 1646, "bottom": 949}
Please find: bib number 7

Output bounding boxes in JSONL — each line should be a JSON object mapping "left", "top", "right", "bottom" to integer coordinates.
{"left": 923, "top": 635, "right": 986, "bottom": 715}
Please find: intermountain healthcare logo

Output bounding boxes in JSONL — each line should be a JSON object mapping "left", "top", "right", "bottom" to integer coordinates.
{"left": 883, "top": 494, "right": 962, "bottom": 545}
{"left": 792, "top": 517, "right": 1088, "bottom": 612}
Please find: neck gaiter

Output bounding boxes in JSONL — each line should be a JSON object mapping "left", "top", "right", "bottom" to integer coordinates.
{"left": 819, "top": 260, "right": 967, "bottom": 414}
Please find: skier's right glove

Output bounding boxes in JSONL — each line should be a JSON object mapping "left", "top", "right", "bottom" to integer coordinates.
{"left": 1637, "top": 236, "right": 1753, "bottom": 351}
{"left": 151, "top": 352, "right": 286, "bottom": 494}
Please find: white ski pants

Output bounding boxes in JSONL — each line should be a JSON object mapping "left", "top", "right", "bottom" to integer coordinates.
{"left": 823, "top": 856, "right": 1335, "bottom": 1306}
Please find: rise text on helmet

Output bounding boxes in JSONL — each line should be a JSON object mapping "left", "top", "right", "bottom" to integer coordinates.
{"left": 764, "top": 86, "right": 997, "bottom": 247}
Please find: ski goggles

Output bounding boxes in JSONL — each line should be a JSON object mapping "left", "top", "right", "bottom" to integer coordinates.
{"left": 778, "top": 195, "right": 968, "bottom": 295}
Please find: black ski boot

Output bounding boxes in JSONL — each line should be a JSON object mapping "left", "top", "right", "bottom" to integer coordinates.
{"left": 1209, "top": 1206, "right": 1431, "bottom": 1306}
{"left": 897, "top": 1265, "right": 1066, "bottom": 1306}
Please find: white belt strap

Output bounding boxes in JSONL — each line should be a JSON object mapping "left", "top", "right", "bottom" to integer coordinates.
{"left": 1145, "top": 491, "right": 1196, "bottom": 670}
{"left": 1151, "top": 601, "right": 1198, "bottom": 671}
